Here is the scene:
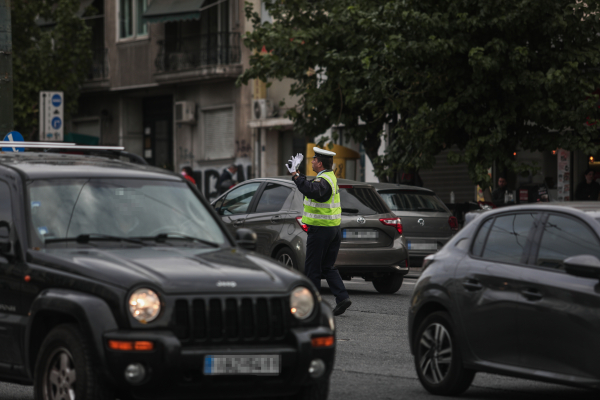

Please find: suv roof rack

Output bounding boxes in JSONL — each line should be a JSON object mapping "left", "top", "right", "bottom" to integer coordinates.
{"left": 1, "top": 142, "right": 147, "bottom": 165}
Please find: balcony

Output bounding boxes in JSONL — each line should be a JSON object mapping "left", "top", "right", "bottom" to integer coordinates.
{"left": 154, "top": 32, "right": 242, "bottom": 83}
{"left": 82, "top": 47, "right": 110, "bottom": 91}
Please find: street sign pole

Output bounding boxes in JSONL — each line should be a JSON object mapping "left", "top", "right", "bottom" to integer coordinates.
{"left": 0, "top": 0, "right": 13, "bottom": 135}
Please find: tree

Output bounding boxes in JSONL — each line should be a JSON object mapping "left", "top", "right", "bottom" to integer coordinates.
{"left": 12, "top": 0, "right": 93, "bottom": 140}
{"left": 239, "top": 0, "right": 600, "bottom": 185}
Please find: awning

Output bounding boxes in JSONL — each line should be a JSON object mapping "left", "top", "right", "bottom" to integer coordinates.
{"left": 143, "top": 0, "right": 206, "bottom": 24}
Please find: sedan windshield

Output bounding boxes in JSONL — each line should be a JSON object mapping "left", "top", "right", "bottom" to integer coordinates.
{"left": 28, "top": 179, "right": 227, "bottom": 248}
{"left": 378, "top": 190, "right": 449, "bottom": 212}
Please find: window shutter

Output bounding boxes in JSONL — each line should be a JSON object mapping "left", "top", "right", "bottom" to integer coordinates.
{"left": 204, "top": 108, "right": 234, "bottom": 160}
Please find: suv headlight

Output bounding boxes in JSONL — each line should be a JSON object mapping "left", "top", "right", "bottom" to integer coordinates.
{"left": 290, "top": 286, "right": 315, "bottom": 320}
{"left": 129, "top": 288, "right": 161, "bottom": 323}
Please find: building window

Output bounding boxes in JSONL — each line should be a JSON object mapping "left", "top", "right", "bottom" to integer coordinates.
{"left": 118, "top": 0, "right": 148, "bottom": 40}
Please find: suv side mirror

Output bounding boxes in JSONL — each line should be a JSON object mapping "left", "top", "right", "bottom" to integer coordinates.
{"left": 564, "top": 255, "right": 600, "bottom": 279}
{"left": 235, "top": 228, "right": 257, "bottom": 251}
{"left": 0, "top": 222, "right": 11, "bottom": 254}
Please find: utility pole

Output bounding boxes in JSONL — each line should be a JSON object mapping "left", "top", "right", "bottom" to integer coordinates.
{"left": 0, "top": 0, "right": 12, "bottom": 134}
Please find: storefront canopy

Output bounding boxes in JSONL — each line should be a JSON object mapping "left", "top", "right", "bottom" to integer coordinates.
{"left": 143, "top": 0, "right": 207, "bottom": 24}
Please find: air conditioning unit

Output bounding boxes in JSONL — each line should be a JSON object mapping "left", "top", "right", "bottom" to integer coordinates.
{"left": 252, "top": 99, "right": 274, "bottom": 120}
{"left": 175, "top": 101, "right": 196, "bottom": 124}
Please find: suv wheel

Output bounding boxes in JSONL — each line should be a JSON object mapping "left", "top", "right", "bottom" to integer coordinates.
{"left": 295, "top": 379, "right": 329, "bottom": 400}
{"left": 372, "top": 274, "right": 403, "bottom": 293}
{"left": 414, "top": 312, "right": 475, "bottom": 395}
{"left": 276, "top": 248, "right": 298, "bottom": 270}
{"left": 34, "top": 324, "right": 113, "bottom": 400}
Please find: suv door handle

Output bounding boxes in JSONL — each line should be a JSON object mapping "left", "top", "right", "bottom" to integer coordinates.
{"left": 462, "top": 279, "right": 483, "bottom": 291}
{"left": 271, "top": 215, "right": 281, "bottom": 223}
{"left": 521, "top": 288, "right": 543, "bottom": 301}
{"left": 233, "top": 220, "right": 244, "bottom": 227}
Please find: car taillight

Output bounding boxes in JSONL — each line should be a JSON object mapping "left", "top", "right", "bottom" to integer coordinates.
{"left": 380, "top": 217, "right": 402, "bottom": 235}
{"left": 296, "top": 216, "right": 308, "bottom": 233}
{"left": 448, "top": 216, "right": 459, "bottom": 231}
{"left": 338, "top": 185, "right": 353, "bottom": 189}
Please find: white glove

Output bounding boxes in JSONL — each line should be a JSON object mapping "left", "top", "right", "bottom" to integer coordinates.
{"left": 293, "top": 153, "right": 304, "bottom": 169}
{"left": 285, "top": 156, "right": 296, "bottom": 173}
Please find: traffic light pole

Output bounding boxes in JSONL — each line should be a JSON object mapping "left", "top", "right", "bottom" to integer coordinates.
{"left": 0, "top": 0, "right": 12, "bottom": 134}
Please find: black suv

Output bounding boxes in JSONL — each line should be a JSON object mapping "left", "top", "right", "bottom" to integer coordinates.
{"left": 0, "top": 152, "right": 335, "bottom": 400}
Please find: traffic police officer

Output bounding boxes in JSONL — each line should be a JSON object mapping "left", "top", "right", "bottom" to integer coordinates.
{"left": 287, "top": 147, "right": 352, "bottom": 316}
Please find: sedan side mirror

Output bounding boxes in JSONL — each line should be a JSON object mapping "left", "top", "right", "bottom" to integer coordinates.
{"left": 0, "top": 222, "right": 11, "bottom": 254}
{"left": 564, "top": 255, "right": 600, "bottom": 279}
{"left": 235, "top": 228, "right": 257, "bottom": 251}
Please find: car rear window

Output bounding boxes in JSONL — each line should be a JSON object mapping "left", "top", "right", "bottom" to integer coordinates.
{"left": 378, "top": 190, "right": 449, "bottom": 212}
{"left": 339, "top": 187, "right": 389, "bottom": 215}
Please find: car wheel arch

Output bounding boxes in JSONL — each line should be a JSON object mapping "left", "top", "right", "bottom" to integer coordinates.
{"left": 25, "top": 289, "right": 119, "bottom": 382}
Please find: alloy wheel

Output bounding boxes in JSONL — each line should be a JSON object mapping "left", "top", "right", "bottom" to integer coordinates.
{"left": 278, "top": 253, "right": 293, "bottom": 267}
{"left": 43, "top": 347, "right": 77, "bottom": 400}
{"left": 417, "top": 322, "right": 453, "bottom": 384}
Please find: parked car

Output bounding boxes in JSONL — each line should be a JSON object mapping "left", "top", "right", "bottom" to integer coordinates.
{"left": 0, "top": 152, "right": 335, "bottom": 400}
{"left": 212, "top": 176, "right": 409, "bottom": 293}
{"left": 370, "top": 183, "right": 458, "bottom": 266}
{"left": 409, "top": 202, "right": 600, "bottom": 395}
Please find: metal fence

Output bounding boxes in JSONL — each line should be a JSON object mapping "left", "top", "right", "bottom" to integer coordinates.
{"left": 155, "top": 32, "right": 241, "bottom": 73}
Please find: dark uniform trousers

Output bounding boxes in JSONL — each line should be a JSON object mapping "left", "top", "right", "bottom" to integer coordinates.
{"left": 305, "top": 225, "right": 350, "bottom": 304}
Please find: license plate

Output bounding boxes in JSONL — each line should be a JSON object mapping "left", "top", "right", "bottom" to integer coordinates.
{"left": 407, "top": 241, "right": 437, "bottom": 250}
{"left": 343, "top": 229, "right": 379, "bottom": 239}
{"left": 204, "top": 355, "right": 280, "bottom": 375}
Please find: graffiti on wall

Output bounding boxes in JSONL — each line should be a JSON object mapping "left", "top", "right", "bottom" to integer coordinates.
{"left": 190, "top": 158, "right": 252, "bottom": 201}
{"left": 236, "top": 139, "right": 252, "bottom": 158}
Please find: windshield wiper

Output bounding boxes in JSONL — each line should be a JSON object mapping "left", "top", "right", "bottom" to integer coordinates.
{"left": 46, "top": 234, "right": 146, "bottom": 245}
{"left": 142, "top": 233, "right": 220, "bottom": 248}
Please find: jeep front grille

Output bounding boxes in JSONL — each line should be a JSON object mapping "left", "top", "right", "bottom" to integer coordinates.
{"left": 172, "top": 296, "right": 289, "bottom": 344}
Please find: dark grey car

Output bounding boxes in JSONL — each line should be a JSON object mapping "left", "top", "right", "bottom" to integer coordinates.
{"left": 211, "top": 177, "right": 409, "bottom": 293}
{"left": 409, "top": 202, "right": 600, "bottom": 395}
{"left": 370, "top": 183, "right": 457, "bottom": 266}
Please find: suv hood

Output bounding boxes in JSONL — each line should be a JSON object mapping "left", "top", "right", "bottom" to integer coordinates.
{"left": 31, "top": 247, "right": 304, "bottom": 294}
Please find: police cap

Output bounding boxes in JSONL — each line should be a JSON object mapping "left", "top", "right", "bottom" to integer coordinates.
{"left": 313, "top": 147, "right": 336, "bottom": 158}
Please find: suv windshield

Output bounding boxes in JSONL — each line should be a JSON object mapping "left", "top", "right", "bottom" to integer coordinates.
{"left": 28, "top": 179, "right": 227, "bottom": 248}
{"left": 378, "top": 190, "right": 449, "bottom": 212}
{"left": 339, "top": 187, "right": 390, "bottom": 215}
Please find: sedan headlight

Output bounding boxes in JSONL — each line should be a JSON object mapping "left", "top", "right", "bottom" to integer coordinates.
{"left": 129, "top": 288, "right": 161, "bottom": 323}
{"left": 290, "top": 287, "right": 315, "bottom": 320}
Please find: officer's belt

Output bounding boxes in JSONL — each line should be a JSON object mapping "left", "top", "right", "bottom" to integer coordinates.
{"left": 303, "top": 199, "right": 341, "bottom": 208}
{"left": 302, "top": 212, "right": 341, "bottom": 220}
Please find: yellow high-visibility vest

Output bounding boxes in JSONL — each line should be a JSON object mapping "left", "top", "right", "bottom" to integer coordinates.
{"left": 302, "top": 171, "right": 341, "bottom": 227}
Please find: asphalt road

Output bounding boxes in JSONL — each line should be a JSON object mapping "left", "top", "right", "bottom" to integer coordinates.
{"left": 1, "top": 277, "right": 598, "bottom": 399}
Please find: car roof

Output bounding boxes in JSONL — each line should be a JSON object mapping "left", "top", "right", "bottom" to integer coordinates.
{"left": 367, "top": 182, "right": 434, "bottom": 193}
{"left": 0, "top": 152, "right": 181, "bottom": 181}
{"left": 475, "top": 202, "right": 600, "bottom": 219}
{"left": 264, "top": 175, "right": 375, "bottom": 187}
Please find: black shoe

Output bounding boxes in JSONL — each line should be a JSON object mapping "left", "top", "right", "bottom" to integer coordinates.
{"left": 333, "top": 298, "right": 352, "bottom": 316}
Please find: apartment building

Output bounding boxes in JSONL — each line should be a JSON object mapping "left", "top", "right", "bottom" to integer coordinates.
{"left": 68, "top": 0, "right": 260, "bottom": 199}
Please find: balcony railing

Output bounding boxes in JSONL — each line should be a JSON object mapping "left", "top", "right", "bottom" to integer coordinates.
{"left": 155, "top": 32, "right": 241, "bottom": 73}
{"left": 86, "top": 48, "right": 109, "bottom": 81}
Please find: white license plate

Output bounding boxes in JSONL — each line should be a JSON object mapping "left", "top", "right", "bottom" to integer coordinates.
{"left": 343, "top": 230, "right": 379, "bottom": 239}
{"left": 204, "top": 355, "right": 280, "bottom": 375}
{"left": 407, "top": 241, "right": 437, "bottom": 250}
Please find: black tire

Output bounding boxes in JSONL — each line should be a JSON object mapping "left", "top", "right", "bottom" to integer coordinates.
{"left": 372, "top": 274, "right": 403, "bottom": 294}
{"left": 413, "top": 311, "right": 475, "bottom": 396}
{"left": 295, "top": 379, "right": 329, "bottom": 400}
{"left": 276, "top": 247, "right": 298, "bottom": 270}
{"left": 34, "top": 324, "right": 113, "bottom": 400}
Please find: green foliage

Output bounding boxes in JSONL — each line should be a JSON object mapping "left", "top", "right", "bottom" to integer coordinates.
{"left": 239, "top": 0, "right": 600, "bottom": 185}
{"left": 12, "top": 0, "right": 93, "bottom": 140}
